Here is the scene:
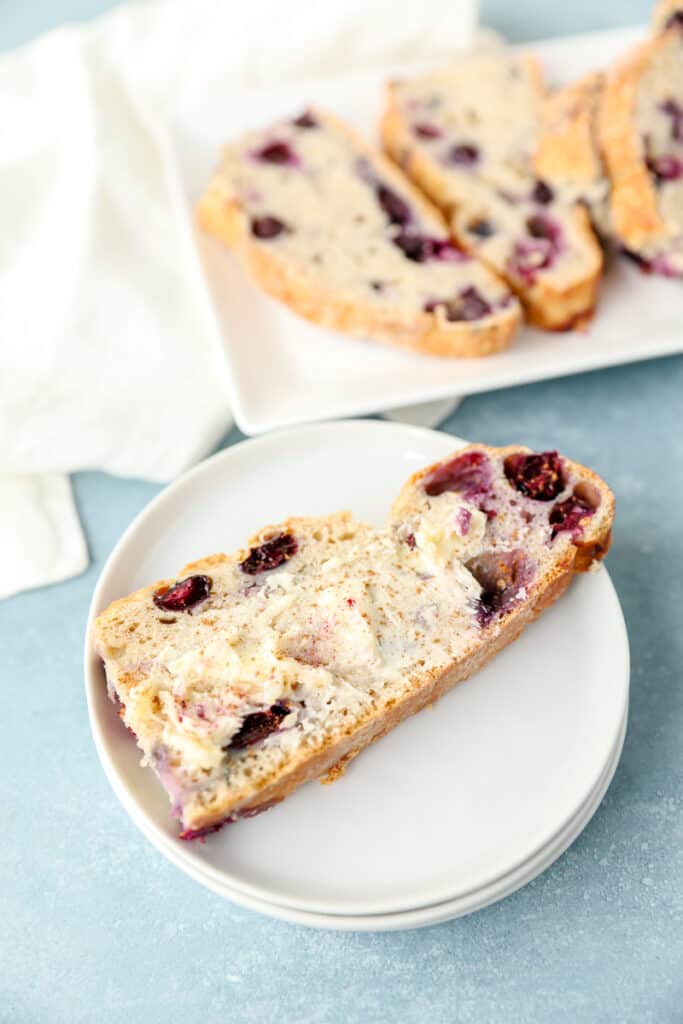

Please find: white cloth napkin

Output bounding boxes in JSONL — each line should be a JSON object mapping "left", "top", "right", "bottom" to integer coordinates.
{"left": 0, "top": 475, "right": 88, "bottom": 599}
{"left": 0, "top": 0, "right": 477, "bottom": 598}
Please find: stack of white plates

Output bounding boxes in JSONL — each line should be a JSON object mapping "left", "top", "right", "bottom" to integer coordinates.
{"left": 86, "top": 422, "right": 630, "bottom": 931}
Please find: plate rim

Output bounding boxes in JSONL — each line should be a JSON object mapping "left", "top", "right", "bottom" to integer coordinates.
{"left": 85, "top": 419, "right": 630, "bottom": 916}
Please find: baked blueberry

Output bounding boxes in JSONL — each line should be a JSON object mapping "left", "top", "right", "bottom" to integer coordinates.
{"left": 240, "top": 534, "right": 298, "bottom": 574}
{"left": 153, "top": 575, "right": 212, "bottom": 612}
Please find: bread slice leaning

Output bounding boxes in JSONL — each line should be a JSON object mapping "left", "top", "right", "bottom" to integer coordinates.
{"left": 380, "top": 55, "right": 604, "bottom": 330}
{"left": 197, "top": 107, "right": 520, "bottom": 358}
{"left": 598, "top": 22, "right": 683, "bottom": 276}
{"left": 533, "top": 72, "right": 610, "bottom": 234}
{"left": 93, "top": 444, "right": 614, "bottom": 840}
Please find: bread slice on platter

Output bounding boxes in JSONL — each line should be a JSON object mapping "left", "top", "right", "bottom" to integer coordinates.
{"left": 380, "top": 55, "right": 604, "bottom": 330}
{"left": 653, "top": 0, "right": 683, "bottom": 31}
{"left": 93, "top": 444, "right": 614, "bottom": 840}
{"left": 198, "top": 108, "right": 520, "bottom": 358}
{"left": 534, "top": 72, "right": 610, "bottom": 233}
{"left": 598, "top": 18, "right": 683, "bottom": 276}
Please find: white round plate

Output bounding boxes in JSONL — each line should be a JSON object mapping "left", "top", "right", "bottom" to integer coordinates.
{"left": 86, "top": 420, "right": 630, "bottom": 920}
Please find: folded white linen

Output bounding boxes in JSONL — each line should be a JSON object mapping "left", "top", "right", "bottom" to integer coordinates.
{"left": 0, "top": 0, "right": 477, "bottom": 597}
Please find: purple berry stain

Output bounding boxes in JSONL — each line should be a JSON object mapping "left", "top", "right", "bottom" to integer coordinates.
{"left": 179, "top": 799, "right": 281, "bottom": 841}
{"left": 647, "top": 154, "right": 683, "bottom": 184}
{"left": 413, "top": 122, "right": 442, "bottom": 139}
{"left": 179, "top": 818, "right": 235, "bottom": 842}
{"left": 424, "top": 450, "right": 492, "bottom": 501}
{"left": 455, "top": 507, "right": 472, "bottom": 536}
{"left": 622, "top": 247, "right": 681, "bottom": 278}
{"left": 467, "top": 550, "right": 535, "bottom": 625}
{"left": 549, "top": 492, "right": 596, "bottom": 539}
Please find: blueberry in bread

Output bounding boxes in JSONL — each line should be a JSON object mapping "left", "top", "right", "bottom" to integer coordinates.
{"left": 93, "top": 445, "right": 614, "bottom": 840}
{"left": 380, "top": 55, "right": 604, "bottom": 330}
{"left": 598, "top": 18, "right": 683, "bottom": 276}
{"left": 197, "top": 108, "right": 520, "bottom": 358}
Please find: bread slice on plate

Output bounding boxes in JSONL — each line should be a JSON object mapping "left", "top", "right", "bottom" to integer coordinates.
{"left": 380, "top": 55, "right": 604, "bottom": 330}
{"left": 197, "top": 108, "right": 520, "bottom": 358}
{"left": 598, "top": 21, "right": 683, "bottom": 276}
{"left": 93, "top": 445, "right": 614, "bottom": 840}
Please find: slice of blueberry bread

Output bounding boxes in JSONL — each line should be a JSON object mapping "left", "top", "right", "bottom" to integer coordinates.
{"left": 197, "top": 108, "right": 520, "bottom": 358}
{"left": 93, "top": 446, "right": 614, "bottom": 840}
{"left": 598, "top": 23, "right": 683, "bottom": 276}
{"left": 381, "top": 55, "right": 604, "bottom": 330}
{"left": 534, "top": 73, "right": 611, "bottom": 234}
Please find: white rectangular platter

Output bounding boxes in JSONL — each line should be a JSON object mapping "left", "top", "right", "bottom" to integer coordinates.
{"left": 171, "top": 25, "right": 683, "bottom": 435}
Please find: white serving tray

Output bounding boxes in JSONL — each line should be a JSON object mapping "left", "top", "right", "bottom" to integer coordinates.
{"left": 171, "top": 26, "right": 683, "bottom": 435}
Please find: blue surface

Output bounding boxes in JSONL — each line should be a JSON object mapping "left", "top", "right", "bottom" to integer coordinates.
{"left": 3, "top": 2, "right": 682, "bottom": 1023}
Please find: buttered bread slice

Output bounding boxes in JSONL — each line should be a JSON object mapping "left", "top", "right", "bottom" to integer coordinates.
{"left": 381, "top": 55, "right": 603, "bottom": 330}
{"left": 198, "top": 108, "right": 520, "bottom": 358}
{"left": 93, "top": 445, "right": 614, "bottom": 840}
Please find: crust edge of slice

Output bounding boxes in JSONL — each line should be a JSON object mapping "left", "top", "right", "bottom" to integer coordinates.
{"left": 597, "top": 31, "right": 676, "bottom": 251}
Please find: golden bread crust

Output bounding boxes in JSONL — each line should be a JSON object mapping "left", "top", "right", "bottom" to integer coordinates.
{"left": 534, "top": 72, "right": 605, "bottom": 191}
{"left": 597, "top": 33, "right": 672, "bottom": 249}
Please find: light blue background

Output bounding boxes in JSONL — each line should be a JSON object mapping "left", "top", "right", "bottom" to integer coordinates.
{"left": 3, "top": 3, "right": 682, "bottom": 1023}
